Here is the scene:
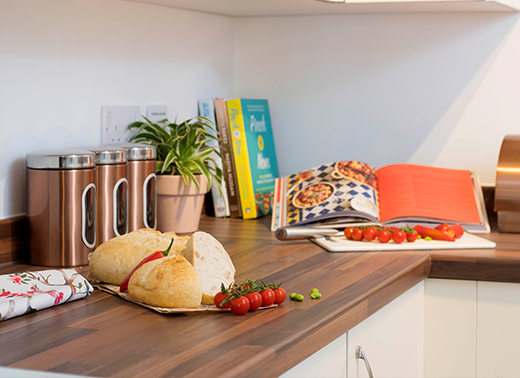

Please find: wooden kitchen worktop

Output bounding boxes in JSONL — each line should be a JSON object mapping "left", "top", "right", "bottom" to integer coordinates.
{"left": 1, "top": 216, "right": 519, "bottom": 378}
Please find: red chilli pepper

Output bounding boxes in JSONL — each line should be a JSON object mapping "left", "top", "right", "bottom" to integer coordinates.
{"left": 434, "top": 223, "right": 457, "bottom": 239}
{"left": 414, "top": 225, "right": 455, "bottom": 242}
{"left": 119, "top": 238, "right": 174, "bottom": 292}
{"left": 443, "top": 223, "right": 464, "bottom": 239}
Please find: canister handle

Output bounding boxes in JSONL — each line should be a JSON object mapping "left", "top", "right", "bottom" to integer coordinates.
{"left": 113, "top": 177, "right": 128, "bottom": 237}
{"left": 143, "top": 173, "right": 157, "bottom": 229}
{"left": 82, "top": 183, "right": 96, "bottom": 249}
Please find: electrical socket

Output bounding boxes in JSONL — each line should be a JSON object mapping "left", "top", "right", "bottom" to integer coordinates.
{"left": 100, "top": 106, "right": 141, "bottom": 145}
{"left": 146, "top": 105, "right": 168, "bottom": 123}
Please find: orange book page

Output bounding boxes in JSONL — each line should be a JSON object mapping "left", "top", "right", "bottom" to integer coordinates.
{"left": 377, "top": 164, "right": 481, "bottom": 224}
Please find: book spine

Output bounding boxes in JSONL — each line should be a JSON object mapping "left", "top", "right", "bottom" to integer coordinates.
{"left": 198, "top": 99, "right": 229, "bottom": 218}
{"left": 214, "top": 98, "right": 241, "bottom": 218}
{"left": 227, "top": 99, "right": 257, "bottom": 219}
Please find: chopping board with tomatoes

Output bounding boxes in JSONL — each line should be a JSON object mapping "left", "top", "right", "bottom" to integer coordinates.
{"left": 313, "top": 223, "right": 496, "bottom": 252}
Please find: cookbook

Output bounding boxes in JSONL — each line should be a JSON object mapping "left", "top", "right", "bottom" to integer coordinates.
{"left": 271, "top": 161, "right": 490, "bottom": 233}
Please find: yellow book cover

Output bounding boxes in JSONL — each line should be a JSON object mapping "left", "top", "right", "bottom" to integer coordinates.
{"left": 226, "top": 99, "right": 279, "bottom": 220}
{"left": 227, "top": 99, "right": 257, "bottom": 219}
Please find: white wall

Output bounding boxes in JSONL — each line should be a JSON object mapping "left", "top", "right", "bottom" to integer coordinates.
{"left": 0, "top": 0, "right": 236, "bottom": 219}
{"left": 1, "top": 0, "right": 520, "bottom": 220}
{"left": 235, "top": 12, "right": 520, "bottom": 183}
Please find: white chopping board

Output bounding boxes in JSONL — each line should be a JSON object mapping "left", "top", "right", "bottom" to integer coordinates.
{"left": 312, "top": 232, "right": 496, "bottom": 252}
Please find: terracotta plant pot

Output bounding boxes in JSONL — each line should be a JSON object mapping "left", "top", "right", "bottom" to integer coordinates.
{"left": 156, "top": 175, "right": 208, "bottom": 234}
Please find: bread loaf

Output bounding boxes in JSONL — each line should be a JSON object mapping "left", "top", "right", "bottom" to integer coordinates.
{"left": 182, "top": 231, "right": 236, "bottom": 305}
{"left": 89, "top": 228, "right": 189, "bottom": 285}
{"left": 128, "top": 256, "right": 202, "bottom": 308}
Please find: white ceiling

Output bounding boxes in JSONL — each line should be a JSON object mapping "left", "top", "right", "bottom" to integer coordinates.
{"left": 121, "top": 0, "right": 518, "bottom": 17}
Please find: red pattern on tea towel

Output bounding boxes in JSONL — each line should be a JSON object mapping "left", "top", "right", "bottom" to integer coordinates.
{"left": 0, "top": 269, "right": 93, "bottom": 321}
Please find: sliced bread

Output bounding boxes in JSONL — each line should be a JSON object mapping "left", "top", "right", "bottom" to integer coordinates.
{"left": 128, "top": 255, "right": 202, "bottom": 308}
{"left": 182, "top": 231, "right": 236, "bottom": 305}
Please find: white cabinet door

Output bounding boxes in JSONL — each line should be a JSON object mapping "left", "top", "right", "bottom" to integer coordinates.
{"left": 347, "top": 281, "right": 424, "bottom": 378}
{"left": 476, "top": 281, "right": 520, "bottom": 378}
{"left": 280, "top": 334, "right": 347, "bottom": 378}
{"left": 423, "top": 278, "right": 477, "bottom": 378}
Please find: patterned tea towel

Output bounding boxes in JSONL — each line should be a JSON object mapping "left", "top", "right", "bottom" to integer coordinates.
{"left": 0, "top": 269, "right": 93, "bottom": 321}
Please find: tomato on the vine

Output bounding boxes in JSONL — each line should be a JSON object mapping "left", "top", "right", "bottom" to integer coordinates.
{"left": 244, "top": 292, "right": 262, "bottom": 311}
{"left": 273, "top": 287, "right": 287, "bottom": 304}
{"left": 344, "top": 227, "right": 355, "bottom": 240}
{"left": 377, "top": 229, "right": 391, "bottom": 243}
{"left": 363, "top": 227, "right": 377, "bottom": 241}
{"left": 406, "top": 231, "right": 419, "bottom": 242}
{"left": 230, "top": 296, "right": 250, "bottom": 315}
{"left": 260, "top": 288, "right": 276, "bottom": 307}
{"left": 214, "top": 291, "right": 231, "bottom": 309}
{"left": 392, "top": 230, "right": 406, "bottom": 244}
{"left": 352, "top": 228, "right": 364, "bottom": 241}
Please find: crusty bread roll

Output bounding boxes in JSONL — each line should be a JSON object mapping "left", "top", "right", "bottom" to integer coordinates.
{"left": 182, "top": 231, "right": 236, "bottom": 305}
{"left": 128, "top": 256, "right": 202, "bottom": 308}
{"left": 89, "top": 228, "right": 189, "bottom": 285}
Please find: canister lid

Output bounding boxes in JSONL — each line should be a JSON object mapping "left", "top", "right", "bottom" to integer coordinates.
{"left": 117, "top": 143, "right": 156, "bottom": 161}
{"left": 26, "top": 149, "right": 96, "bottom": 169}
{"left": 81, "top": 145, "right": 127, "bottom": 165}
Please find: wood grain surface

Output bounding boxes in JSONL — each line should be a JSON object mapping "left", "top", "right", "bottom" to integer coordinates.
{"left": 0, "top": 216, "right": 27, "bottom": 266}
{"left": 0, "top": 217, "right": 430, "bottom": 378}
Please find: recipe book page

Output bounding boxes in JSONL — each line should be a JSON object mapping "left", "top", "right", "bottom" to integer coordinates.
{"left": 377, "top": 164, "right": 481, "bottom": 224}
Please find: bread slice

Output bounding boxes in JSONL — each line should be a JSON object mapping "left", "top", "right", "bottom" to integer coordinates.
{"left": 89, "top": 228, "right": 189, "bottom": 285}
{"left": 128, "top": 256, "right": 202, "bottom": 308}
{"left": 182, "top": 231, "right": 235, "bottom": 305}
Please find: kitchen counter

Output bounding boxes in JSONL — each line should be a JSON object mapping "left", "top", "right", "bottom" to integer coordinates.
{"left": 0, "top": 216, "right": 518, "bottom": 378}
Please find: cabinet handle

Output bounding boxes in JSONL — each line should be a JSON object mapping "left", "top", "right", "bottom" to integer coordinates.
{"left": 356, "top": 346, "right": 374, "bottom": 378}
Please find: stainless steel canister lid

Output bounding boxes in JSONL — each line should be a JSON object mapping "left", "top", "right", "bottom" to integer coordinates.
{"left": 26, "top": 149, "right": 96, "bottom": 169}
{"left": 81, "top": 146, "right": 127, "bottom": 165}
{"left": 117, "top": 143, "right": 156, "bottom": 161}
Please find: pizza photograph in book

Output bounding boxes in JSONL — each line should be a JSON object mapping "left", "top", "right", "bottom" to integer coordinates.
{"left": 226, "top": 99, "right": 279, "bottom": 220}
{"left": 198, "top": 99, "right": 230, "bottom": 218}
{"left": 271, "top": 161, "right": 490, "bottom": 233}
{"left": 214, "top": 98, "right": 242, "bottom": 218}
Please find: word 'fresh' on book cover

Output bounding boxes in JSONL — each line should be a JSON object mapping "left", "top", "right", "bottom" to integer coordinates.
{"left": 198, "top": 99, "right": 230, "bottom": 218}
{"left": 226, "top": 99, "right": 279, "bottom": 220}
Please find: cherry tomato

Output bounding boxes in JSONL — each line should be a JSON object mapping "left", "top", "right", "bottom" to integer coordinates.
{"left": 214, "top": 292, "right": 231, "bottom": 309}
{"left": 230, "top": 296, "right": 250, "bottom": 315}
{"left": 352, "top": 228, "right": 364, "bottom": 241}
{"left": 344, "top": 227, "right": 355, "bottom": 240}
{"left": 260, "top": 289, "right": 276, "bottom": 307}
{"left": 244, "top": 292, "right": 263, "bottom": 311}
{"left": 363, "top": 227, "right": 377, "bottom": 241}
{"left": 392, "top": 231, "right": 406, "bottom": 244}
{"left": 377, "top": 229, "right": 391, "bottom": 243}
{"left": 406, "top": 231, "right": 419, "bottom": 242}
{"left": 273, "top": 287, "right": 287, "bottom": 304}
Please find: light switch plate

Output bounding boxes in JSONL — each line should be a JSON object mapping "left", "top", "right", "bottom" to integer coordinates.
{"left": 146, "top": 105, "right": 168, "bottom": 123}
{"left": 100, "top": 106, "right": 141, "bottom": 145}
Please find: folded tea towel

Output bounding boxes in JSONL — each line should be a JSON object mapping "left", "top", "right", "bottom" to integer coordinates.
{"left": 0, "top": 269, "right": 93, "bottom": 321}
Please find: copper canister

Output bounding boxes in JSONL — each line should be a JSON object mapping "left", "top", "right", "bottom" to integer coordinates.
{"left": 118, "top": 143, "right": 157, "bottom": 231}
{"left": 495, "top": 135, "right": 520, "bottom": 232}
{"left": 84, "top": 146, "right": 128, "bottom": 244}
{"left": 26, "top": 150, "right": 96, "bottom": 267}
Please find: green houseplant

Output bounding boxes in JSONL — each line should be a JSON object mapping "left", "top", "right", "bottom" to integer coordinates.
{"left": 127, "top": 116, "right": 224, "bottom": 233}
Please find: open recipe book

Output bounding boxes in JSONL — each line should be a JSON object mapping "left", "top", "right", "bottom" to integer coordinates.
{"left": 271, "top": 161, "right": 490, "bottom": 233}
